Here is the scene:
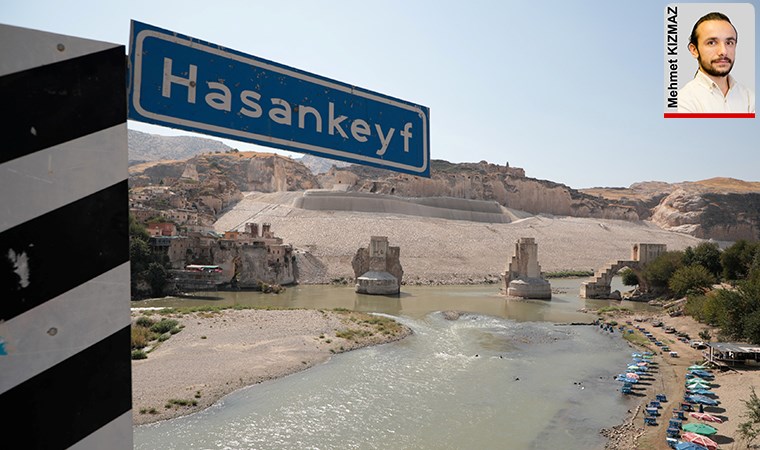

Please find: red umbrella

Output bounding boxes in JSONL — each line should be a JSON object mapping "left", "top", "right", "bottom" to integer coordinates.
{"left": 682, "top": 432, "right": 718, "bottom": 450}
{"left": 689, "top": 411, "right": 723, "bottom": 423}
{"left": 625, "top": 372, "right": 640, "bottom": 380}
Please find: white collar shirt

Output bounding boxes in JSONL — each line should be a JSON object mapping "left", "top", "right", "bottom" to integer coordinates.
{"left": 677, "top": 70, "right": 755, "bottom": 113}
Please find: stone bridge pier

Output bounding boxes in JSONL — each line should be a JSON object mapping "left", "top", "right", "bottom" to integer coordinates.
{"left": 580, "top": 243, "right": 666, "bottom": 299}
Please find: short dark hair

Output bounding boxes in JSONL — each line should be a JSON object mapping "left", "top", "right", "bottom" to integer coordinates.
{"left": 690, "top": 12, "right": 737, "bottom": 47}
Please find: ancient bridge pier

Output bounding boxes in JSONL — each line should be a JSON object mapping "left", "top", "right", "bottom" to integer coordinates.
{"left": 580, "top": 243, "right": 666, "bottom": 299}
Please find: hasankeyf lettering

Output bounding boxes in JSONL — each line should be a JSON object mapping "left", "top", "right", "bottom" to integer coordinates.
{"left": 128, "top": 21, "right": 430, "bottom": 176}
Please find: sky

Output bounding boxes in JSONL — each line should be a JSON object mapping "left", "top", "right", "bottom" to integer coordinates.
{"left": 3, "top": 0, "right": 759, "bottom": 188}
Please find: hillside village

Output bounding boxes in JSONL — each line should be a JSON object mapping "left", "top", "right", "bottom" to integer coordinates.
{"left": 128, "top": 130, "right": 760, "bottom": 296}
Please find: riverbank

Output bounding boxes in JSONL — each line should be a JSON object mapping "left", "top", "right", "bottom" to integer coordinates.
{"left": 601, "top": 311, "right": 758, "bottom": 449}
{"left": 132, "top": 308, "right": 412, "bottom": 425}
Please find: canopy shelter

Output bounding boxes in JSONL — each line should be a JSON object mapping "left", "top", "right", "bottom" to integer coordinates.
{"left": 689, "top": 412, "right": 723, "bottom": 423}
{"left": 682, "top": 422, "right": 718, "bottom": 436}
{"left": 707, "top": 341, "right": 760, "bottom": 366}
{"left": 687, "top": 395, "right": 719, "bottom": 406}
{"left": 675, "top": 441, "right": 710, "bottom": 450}
{"left": 681, "top": 432, "right": 718, "bottom": 450}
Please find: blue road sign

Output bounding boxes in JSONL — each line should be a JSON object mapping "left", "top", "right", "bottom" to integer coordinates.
{"left": 128, "top": 21, "right": 430, "bottom": 177}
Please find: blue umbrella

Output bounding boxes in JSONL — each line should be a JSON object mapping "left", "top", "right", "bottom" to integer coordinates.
{"left": 616, "top": 374, "right": 638, "bottom": 383}
{"left": 687, "top": 388, "right": 714, "bottom": 396}
{"left": 688, "top": 370, "right": 714, "bottom": 379}
{"left": 688, "top": 395, "right": 719, "bottom": 406}
{"left": 675, "top": 441, "right": 709, "bottom": 450}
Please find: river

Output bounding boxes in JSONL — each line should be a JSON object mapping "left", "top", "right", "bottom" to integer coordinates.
{"left": 133, "top": 278, "right": 657, "bottom": 449}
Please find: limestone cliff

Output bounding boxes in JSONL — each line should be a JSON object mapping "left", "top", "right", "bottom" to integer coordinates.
{"left": 130, "top": 151, "right": 320, "bottom": 192}
{"left": 318, "top": 160, "right": 640, "bottom": 221}
{"left": 586, "top": 178, "right": 760, "bottom": 241}
{"left": 127, "top": 129, "right": 760, "bottom": 242}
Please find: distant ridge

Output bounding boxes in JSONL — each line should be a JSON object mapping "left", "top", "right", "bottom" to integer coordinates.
{"left": 128, "top": 129, "right": 350, "bottom": 174}
{"left": 128, "top": 129, "right": 233, "bottom": 164}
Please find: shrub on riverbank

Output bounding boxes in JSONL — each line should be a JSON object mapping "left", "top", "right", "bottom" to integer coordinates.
{"left": 131, "top": 315, "right": 184, "bottom": 358}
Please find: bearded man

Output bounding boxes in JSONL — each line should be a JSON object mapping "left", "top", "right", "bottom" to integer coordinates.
{"left": 678, "top": 12, "right": 755, "bottom": 113}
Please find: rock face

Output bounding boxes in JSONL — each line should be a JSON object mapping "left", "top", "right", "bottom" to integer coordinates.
{"left": 586, "top": 178, "right": 760, "bottom": 242}
{"left": 128, "top": 130, "right": 760, "bottom": 243}
{"left": 651, "top": 189, "right": 760, "bottom": 241}
{"left": 319, "top": 160, "right": 640, "bottom": 222}
{"left": 130, "top": 152, "right": 320, "bottom": 193}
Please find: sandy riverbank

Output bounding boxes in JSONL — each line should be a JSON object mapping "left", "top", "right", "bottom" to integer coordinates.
{"left": 131, "top": 308, "right": 412, "bottom": 425}
{"left": 601, "top": 312, "right": 759, "bottom": 450}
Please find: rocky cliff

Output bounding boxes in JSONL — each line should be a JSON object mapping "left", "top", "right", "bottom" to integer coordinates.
{"left": 584, "top": 178, "right": 760, "bottom": 241}
{"left": 127, "top": 130, "right": 760, "bottom": 242}
{"left": 318, "top": 160, "right": 640, "bottom": 221}
{"left": 130, "top": 151, "right": 320, "bottom": 192}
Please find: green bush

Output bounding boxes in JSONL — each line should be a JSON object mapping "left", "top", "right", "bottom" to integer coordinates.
{"left": 620, "top": 268, "right": 639, "bottom": 286}
{"left": 132, "top": 350, "right": 148, "bottom": 360}
{"left": 150, "top": 318, "right": 179, "bottom": 334}
{"left": 642, "top": 251, "right": 684, "bottom": 292}
{"left": 682, "top": 242, "right": 723, "bottom": 280}
{"left": 135, "top": 316, "right": 155, "bottom": 328}
{"left": 669, "top": 265, "right": 716, "bottom": 297}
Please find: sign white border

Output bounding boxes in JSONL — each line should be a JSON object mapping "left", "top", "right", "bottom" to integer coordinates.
{"left": 131, "top": 28, "right": 429, "bottom": 174}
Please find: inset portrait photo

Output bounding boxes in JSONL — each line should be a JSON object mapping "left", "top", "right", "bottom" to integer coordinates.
{"left": 664, "top": 3, "right": 755, "bottom": 118}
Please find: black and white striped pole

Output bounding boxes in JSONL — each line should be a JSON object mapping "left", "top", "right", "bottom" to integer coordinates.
{"left": 0, "top": 23, "right": 132, "bottom": 449}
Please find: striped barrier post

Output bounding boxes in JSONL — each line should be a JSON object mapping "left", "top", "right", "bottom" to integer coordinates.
{"left": 0, "top": 24, "right": 132, "bottom": 448}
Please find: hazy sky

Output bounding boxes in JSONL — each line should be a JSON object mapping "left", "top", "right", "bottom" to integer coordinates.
{"left": 3, "top": 1, "right": 759, "bottom": 188}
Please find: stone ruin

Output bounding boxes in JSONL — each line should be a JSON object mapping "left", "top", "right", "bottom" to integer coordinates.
{"left": 580, "top": 243, "right": 667, "bottom": 299}
{"left": 502, "top": 237, "right": 552, "bottom": 300}
{"left": 352, "top": 236, "right": 403, "bottom": 295}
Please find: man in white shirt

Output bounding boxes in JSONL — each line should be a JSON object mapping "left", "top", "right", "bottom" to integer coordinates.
{"left": 678, "top": 12, "right": 755, "bottom": 113}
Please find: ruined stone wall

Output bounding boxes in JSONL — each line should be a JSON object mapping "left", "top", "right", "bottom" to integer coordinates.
{"left": 352, "top": 245, "right": 403, "bottom": 283}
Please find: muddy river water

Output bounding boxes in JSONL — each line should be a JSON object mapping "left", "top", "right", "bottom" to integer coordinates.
{"left": 134, "top": 278, "right": 656, "bottom": 449}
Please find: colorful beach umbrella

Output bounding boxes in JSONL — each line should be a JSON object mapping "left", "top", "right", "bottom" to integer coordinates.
{"left": 682, "top": 422, "right": 718, "bottom": 436}
{"left": 625, "top": 372, "right": 640, "bottom": 380}
{"left": 681, "top": 432, "right": 718, "bottom": 450}
{"left": 616, "top": 374, "right": 638, "bottom": 383}
{"left": 686, "top": 376, "right": 710, "bottom": 383}
{"left": 686, "top": 383, "right": 711, "bottom": 391}
{"left": 687, "top": 395, "right": 719, "bottom": 406}
{"left": 689, "top": 388, "right": 715, "bottom": 395}
{"left": 689, "top": 412, "right": 723, "bottom": 423}
{"left": 675, "top": 443, "right": 709, "bottom": 450}
{"left": 675, "top": 441, "right": 710, "bottom": 450}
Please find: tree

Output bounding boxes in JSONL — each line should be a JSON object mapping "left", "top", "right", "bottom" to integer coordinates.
{"left": 722, "top": 240, "right": 760, "bottom": 281}
{"left": 642, "top": 251, "right": 684, "bottom": 294}
{"left": 129, "top": 214, "right": 150, "bottom": 242}
{"left": 669, "top": 265, "right": 716, "bottom": 298}
{"left": 682, "top": 242, "right": 722, "bottom": 280}
{"left": 620, "top": 268, "right": 639, "bottom": 286}
{"left": 698, "top": 329, "right": 712, "bottom": 342}
{"left": 146, "top": 263, "right": 169, "bottom": 297}
{"left": 744, "top": 310, "right": 760, "bottom": 346}
{"left": 738, "top": 386, "right": 760, "bottom": 446}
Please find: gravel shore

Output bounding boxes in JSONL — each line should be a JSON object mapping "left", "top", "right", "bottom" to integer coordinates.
{"left": 600, "top": 313, "right": 757, "bottom": 449}
{"left": 132, "top": 308, "right": 411, "bottom": 425}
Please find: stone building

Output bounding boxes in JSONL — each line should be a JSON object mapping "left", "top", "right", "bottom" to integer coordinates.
{"left": 152, "top": 222, "right": 295, "bottom": 290}
{"left": 502, "top": 237, "right": 552, "bottom": 299}
{"left": 352, "top": 236, "right": 403, "bottom": 295}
